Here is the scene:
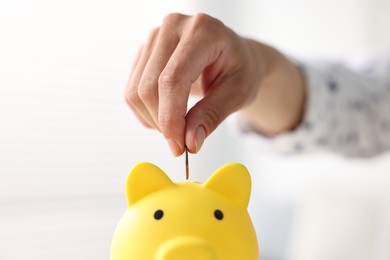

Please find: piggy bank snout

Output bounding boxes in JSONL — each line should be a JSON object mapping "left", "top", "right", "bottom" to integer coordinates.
{"left": 156, "top": 237, "right": 217, "bottom": 260}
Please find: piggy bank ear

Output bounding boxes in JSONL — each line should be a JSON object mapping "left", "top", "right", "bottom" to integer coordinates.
{"left": 203, "top": 163, "right": 251, "bottom": 208}
{"left": 126, "top": 162, "right": 174, "bottom": 207}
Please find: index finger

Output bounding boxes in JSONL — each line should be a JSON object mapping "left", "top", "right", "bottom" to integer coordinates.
{"left": 157, "top": 14, "right": 226, "bottom": 156}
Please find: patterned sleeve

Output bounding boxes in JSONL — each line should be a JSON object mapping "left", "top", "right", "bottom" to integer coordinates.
{"left": 235, "top": 51, "right": 390, "bottom": 158}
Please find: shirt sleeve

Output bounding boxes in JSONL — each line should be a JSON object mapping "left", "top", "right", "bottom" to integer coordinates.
{"left": 234, "top": 51, "right": 390, "bottom": 158}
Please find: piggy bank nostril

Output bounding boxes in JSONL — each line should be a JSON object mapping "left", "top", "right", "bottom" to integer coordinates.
{"left": 154, "top": 209, "right": 164, "bottom": 220}
{"left": 214, "top": 209, "right": 223, "bottom": 220}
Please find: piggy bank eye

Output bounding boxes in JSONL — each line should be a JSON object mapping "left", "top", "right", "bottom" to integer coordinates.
{"left": 154, "top": 209, "right": 164, "bottom": 220}
{"left": 214, "top": 209, "right": 224, "bottom": 220}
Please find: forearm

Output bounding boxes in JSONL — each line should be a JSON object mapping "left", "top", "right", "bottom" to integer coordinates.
{"left": 239, "top": 40, "right": 306, "bottom": 136}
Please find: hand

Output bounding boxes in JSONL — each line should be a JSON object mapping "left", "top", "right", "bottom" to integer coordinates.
{"left": 125, "top": 13, "right": 266, "bottom": 156}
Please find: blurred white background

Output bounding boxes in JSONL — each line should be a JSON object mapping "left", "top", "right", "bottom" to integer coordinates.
{"left": 0, "top": 0, "right": 389, "bottom": 260}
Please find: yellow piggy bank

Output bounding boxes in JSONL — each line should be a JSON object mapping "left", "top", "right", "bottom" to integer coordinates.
{"left": 110, "top": 162, "right": 259, "bottom": 260}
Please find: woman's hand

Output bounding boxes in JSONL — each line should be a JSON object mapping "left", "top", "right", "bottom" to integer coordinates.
{"left": 125, "top": 13, "right": 305, "bottom": 156}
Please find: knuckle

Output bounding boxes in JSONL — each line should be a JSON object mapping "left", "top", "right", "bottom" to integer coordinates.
{"left": 191, "top": 13, "right": 223, "bottom": 34}
{"left": 203, "top": 104, "right": 223, "bottom": 131}
{"left": 162, "top": 13, "right": 186, "bottom": 28}
{"left": 158, "top": 71, "right": 185, "bottom": 91}
{"left": 144, "top": 27, "right": 160, "bottom": 49}
{"left": 138, "top": 77, "right": 156, "bottom": 102}
{"left": 193, "top": 13, "right": 212, "bottom": 26}
{"left": 158, "top": 114, "right": 176, "bottom": 134}
{"left": 158, "top": 113, "right": 173, "bottom": 127}
{"left": 148, "top": 27, "right": 160, "bottom": 41}
{"left": 124, "top": 89, "right": 140, "bottom": 107}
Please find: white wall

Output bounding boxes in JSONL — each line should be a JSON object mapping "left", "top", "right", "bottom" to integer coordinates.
{"left": 193, "top": 0, "right": 390, "bottom": 57}
{"left": 0, "top": 1, "right": 201, "bottom": 259}
{"left": 1, "top": 1, "right": 389, "bottom": 260}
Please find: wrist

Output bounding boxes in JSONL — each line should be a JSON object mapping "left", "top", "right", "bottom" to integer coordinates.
{"left": 243, "top": 38, "right": 270, "bottom": 90}
{"left": 238, "top": 40, "right": 306, "bottom": 135}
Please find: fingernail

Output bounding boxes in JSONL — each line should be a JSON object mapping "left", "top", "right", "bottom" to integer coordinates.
{"left": 194, "top": 126, "right": 206, "bottom": 153}
{"left": 167, "top": 139, "right": 182, "bottom": 157}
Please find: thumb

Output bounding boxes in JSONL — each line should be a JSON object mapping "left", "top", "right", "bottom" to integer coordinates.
{"left": 185, "top": 90, "right": 239, "bottom": 153}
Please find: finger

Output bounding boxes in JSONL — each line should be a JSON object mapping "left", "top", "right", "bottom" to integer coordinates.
{"left": 124, "top": 45, "right": 152, "bottom": 128}
{"left": 158, "top": 14, "right": 226, "bottom": 156}
{"left": 130, "top": 44, "right": 143, "bottom": 76}
{"left": 138, "top": 14, "right": 186, "bottom": 127}
{"left": 125, "top": 28, "right": 160, "bottom": 129}
{"left": 185, "top": 80, "right": 244, "bottom": 153}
